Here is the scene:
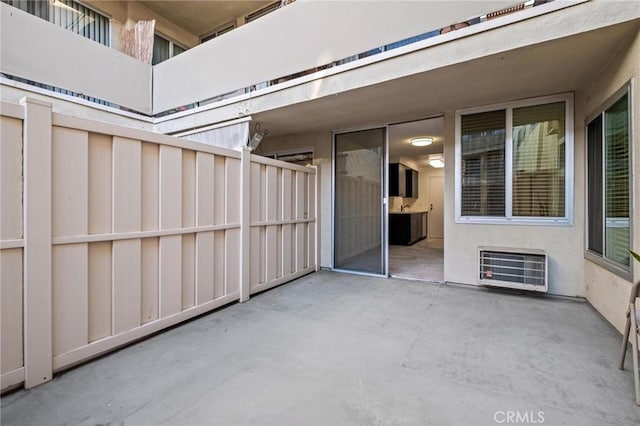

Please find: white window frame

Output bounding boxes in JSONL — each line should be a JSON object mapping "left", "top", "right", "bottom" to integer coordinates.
{"left": 584, "top": 82, "right": 634, "bottom": 280}
{"left": 455, "top": 93, "right": 574, "bottom": 225}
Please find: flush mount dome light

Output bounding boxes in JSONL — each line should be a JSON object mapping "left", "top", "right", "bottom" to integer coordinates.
{"left": 428, "top": 153, "right": 444, "bottom": 168}
{"left": 410, "top": 137, "right": 433, "bottom": 147}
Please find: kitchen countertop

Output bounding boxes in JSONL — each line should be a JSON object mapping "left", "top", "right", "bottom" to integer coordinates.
{"left": 389, "top": 211, "right": 428, "bottom": 214}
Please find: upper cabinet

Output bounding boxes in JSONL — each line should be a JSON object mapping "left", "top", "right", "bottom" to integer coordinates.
{"left": 389, "top": 163, "right": 418, "bottom": 198}
{"left": 389, "top": 163, "right": 407, "bottom": 197}
{"left": 406, "top": 168, "right": 419, "bottom": 198}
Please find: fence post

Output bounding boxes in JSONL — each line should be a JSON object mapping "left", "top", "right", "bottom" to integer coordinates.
{"left": 239, "top": 147, "right": 251, "bottom": 302}
{"left": 20, "top": 97, "right": 53, "bottom": 388}
{"left": 314, "top": 165, "right": 320, "bottom": 272}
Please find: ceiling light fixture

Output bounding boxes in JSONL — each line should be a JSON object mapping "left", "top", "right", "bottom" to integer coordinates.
{"left": 427, "top": 154, "right": 444, "bottom": 168}
{"left": 410, "top": 137, "right": 433, "bottom": 147}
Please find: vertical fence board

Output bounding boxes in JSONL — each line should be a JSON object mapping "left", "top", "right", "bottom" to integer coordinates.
{"left": 113, "top": 137, "right": 141, "bottom": 233}
{"left": 141, "top": 143, "right": 159, "bottom": 231}
{"left": 112, "top": 240, "right": 141, "bottom": 333}
{"left": 88, "top": 242, "right": 112, "bottom": 342}
{"left": 226, "top": 158, "right": 241, "bottom": 224}
{"left": 53, "top": 244, "right": 88, "bottom": 356}
{"left": 296, "top": 223, "right": 306, "bottom": 271}
{"left": 250, "top": 162, "right": 262, "bottom": 223}
{"left": 265, "top": 226, "right": 277, "bottom": 281}
{"left": 250, "top": 227, "right": 261, "bottom": 287}
{"left": 1, "top": 249, "right": 23, "bottom": 373}
{"left": 196, "top": 153, "right": 215, "bottom": 226}
{"left": 159, "top": 146, "right": 182, "bottom": 317}
{"left": 282, "top": 225, "right": 293, "bottom": 276}
{"left": 112, "top": 137, "right": 142, "bottom": 334}
{"left": 182, "top": 150, "right": 196, "bottom": 228}
{"left": 0, "top": 116, "right": 23, "bottom": 241}
{"left": 141, "top": 237, "right": 159, "bottom": 324}
{"left": 88, "top": 133, "right": 112, "bottom": 234}
{"left": 296, "top": 171, "right": 306, "bottom": 220}
{"left": 265, "top": 166, "right": 278, "bottom": 222}
{"left": 213, "top": 230, "right": 225, "bottom": 298}
{"left": 196, "top": 232, "right": 214, "bottom": 303}
{"left": 282, "top": 169, "right": 292, "bottom": 221}
{"left": 214, "top": 156, "right": 226, "bottom": 225}
{"left": 182, "top": 233, "right": 195, "bottom": 310}
{"left": 226, "top": 229, "right": 240, "bottom": 294}
{"left": 159, "top": 238, "right": 182, "bottom": 317}
{"left": 52, "top": 127, "right": 88, "bottom": 237}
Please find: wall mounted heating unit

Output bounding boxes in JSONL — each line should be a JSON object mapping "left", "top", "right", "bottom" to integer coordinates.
{"left": 478, "top": 247, "right": 548, "bottom": 292}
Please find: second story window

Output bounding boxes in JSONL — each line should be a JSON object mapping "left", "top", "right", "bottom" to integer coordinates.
{"left": 2, "top": 0, "right": 110, "bottom": 46}
{"left": 152, "top": 34, "right": 186, "bottom": 65}
{"left": 245, "top": 1, "right": 280, "bottom": 23}
{"left": 201, "top": 22, "right": 236, "bottom": 44}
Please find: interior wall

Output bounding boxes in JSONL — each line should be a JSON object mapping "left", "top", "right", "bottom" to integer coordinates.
{"left": 583, "top": 29, "right": 640, "bottom": 333}
{"left": 254, "top": 132, "right": 333, "bottom": 268}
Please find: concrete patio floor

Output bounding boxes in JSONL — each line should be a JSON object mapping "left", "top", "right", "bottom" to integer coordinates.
{"left": 2, "top": 270, "right": 639, "bottom": 426}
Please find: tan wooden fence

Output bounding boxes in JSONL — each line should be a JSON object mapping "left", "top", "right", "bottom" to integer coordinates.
{"left": 0, "top": 98, "right": 318, "bottom": 391}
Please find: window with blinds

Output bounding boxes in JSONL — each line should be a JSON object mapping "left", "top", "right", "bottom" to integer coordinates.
{"left": 461, "top": 110, "right": 506, "bottom": 216}
{"left": 457, "top": 94, "right": 571, "bottom": 222}
{"left": 2, "top": 0, "right": 110, "bottom": 46}
{"left": 512, "top": 102, "right": 565, "bottom": 217}
{"left": 587, "top": 87, "right": 631, "bottom": 271}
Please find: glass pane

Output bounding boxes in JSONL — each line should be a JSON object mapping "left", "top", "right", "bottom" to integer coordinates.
{"left": 461, "top": 110, "right": 505, "bottom": 216}
{"left": 173, "top": 44, "right": 186, "bottom": 56}
{"left": 512, "top": 102, "right": 565, "bottom": 217}
{"left": 153, "top": 35, "right": 170, "bottom": 65}
{"left": 604, "top": 94, "right": 630, "bottom": 266}
{"left": 587, "top": 115, "right": 603, "bottom": 254}
{"left": 334, "top": 128, "right": 385, "bottom": 275}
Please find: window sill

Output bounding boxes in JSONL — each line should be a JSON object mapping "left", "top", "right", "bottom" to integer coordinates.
{"left": 584, "top": 251, "right": 633, "bottom": 281}
{"left": 455, "top": 216, "right": 572, "bottom": 226}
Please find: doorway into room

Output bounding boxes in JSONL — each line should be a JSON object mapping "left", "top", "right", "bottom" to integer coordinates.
{"left": 387, "top": 116, "right": 445, "bottom": 283}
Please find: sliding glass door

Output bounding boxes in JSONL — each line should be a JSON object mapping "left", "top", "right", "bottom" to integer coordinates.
{"left": 334, "top": 128, "right": 386, "bottom": 275}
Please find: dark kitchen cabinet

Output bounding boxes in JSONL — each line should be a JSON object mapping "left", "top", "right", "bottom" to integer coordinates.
{"left": 406, "top": 169, "right": 419, "bottom": 198}
{"left": 389, "top": 163, "right": 407, "bottom": 197}
{"left": 389, "top": 212, "right": 428, "bottom": 245}
{"left": 389, "top": 163, "right": 418, "bottom": 198}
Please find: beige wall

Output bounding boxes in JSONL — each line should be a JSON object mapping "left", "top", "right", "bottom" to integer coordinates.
{"left": 443, "top": 95, "right": 586, "bottom": 297}
{"left": 583, "top": 30, "right": 640, "bottom": 333}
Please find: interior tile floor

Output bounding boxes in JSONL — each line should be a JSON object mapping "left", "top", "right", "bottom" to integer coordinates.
{"left": 389, "top": 237, "right": 444, "bottom": 283}
{"left": 2, "top": 270, "right": 639, "bottom": 426}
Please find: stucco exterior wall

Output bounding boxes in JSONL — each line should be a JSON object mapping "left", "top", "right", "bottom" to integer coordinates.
{"left": 583, "top": 30, "right": 640, "bottom": 333}
{"left": 443, "top": 92, "right": 587, "bottom": 297}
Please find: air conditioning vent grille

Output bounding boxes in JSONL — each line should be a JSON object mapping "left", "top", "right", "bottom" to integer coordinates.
{"left": 478, "top": 248, "right": 548, "bottom": 292}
